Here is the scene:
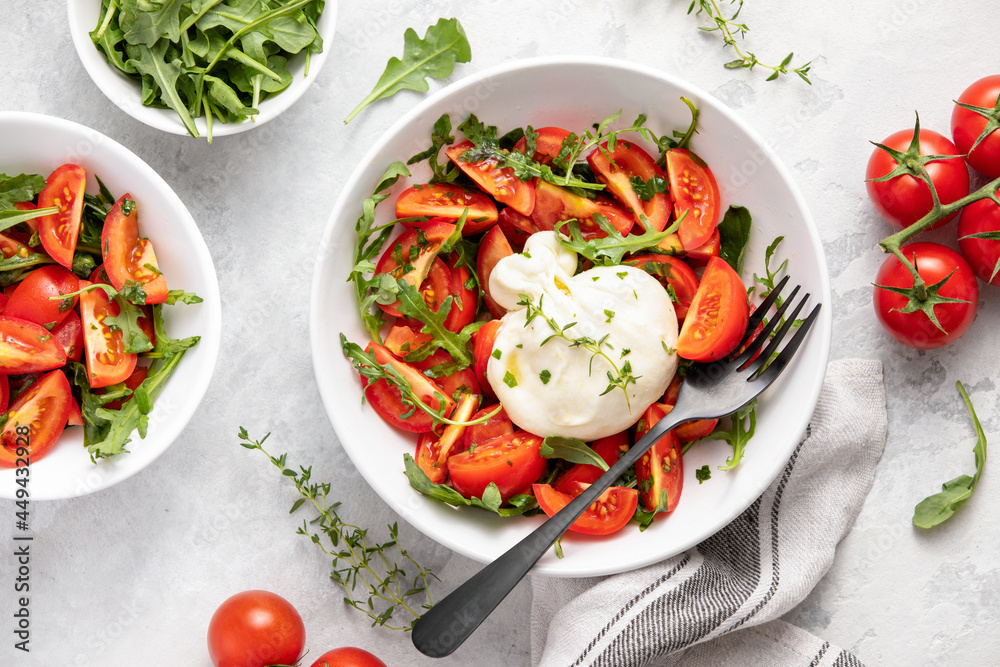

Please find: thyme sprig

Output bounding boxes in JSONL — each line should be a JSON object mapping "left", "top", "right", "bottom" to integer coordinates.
{"left": 239, "top": 428, "right": 437, "bottom": 630}
{"left": 518, "top": 293, "right": 640, "bottom": 409}
{"left": 688, "top": 0, "right": 812, "bottom": 84}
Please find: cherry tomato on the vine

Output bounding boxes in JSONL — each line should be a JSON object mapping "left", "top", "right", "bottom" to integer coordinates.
{"left": 207, "top": 590, "right": 305, "bottom": 667}
{"left": 873, "top": 242, "right": 978, "bottom": 349}
{"left": 309, "top": 647, "right": 388, "bottom": 667}
{"left": 951, "top": 75, "right": 1000, "bottom": 179}
{"left": 957, "top": 191, "right": 1000, "bottom": 286}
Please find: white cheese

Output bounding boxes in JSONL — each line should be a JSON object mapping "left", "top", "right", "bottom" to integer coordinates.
{"left": 486, "top": 231, "right": 678, "bottom": 440}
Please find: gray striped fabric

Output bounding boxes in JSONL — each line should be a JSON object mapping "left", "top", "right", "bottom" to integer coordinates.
{"left": 531, "top": 359, "right": 886, "bottom": 667}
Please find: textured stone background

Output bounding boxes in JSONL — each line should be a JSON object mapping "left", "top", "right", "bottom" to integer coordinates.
{"left": 2, "top": 1, "right": 999, "bottom": 665}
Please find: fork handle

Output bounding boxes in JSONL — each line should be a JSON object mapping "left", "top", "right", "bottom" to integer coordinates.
{"left": 410, "top": 411, "right": 689, "bottom": 658}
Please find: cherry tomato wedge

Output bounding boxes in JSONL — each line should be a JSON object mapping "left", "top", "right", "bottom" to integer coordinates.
{"left": 624, "top": 254, "right": 699, "bottom": 321}
{"left": 374, "top": 220, "right": 456, "bottom": 318}
{"left": 513, "top": 126, "right": 571, "bottom": 165}
{"left": 682, "top": 228, "right": 721, "bottom": 267}
{"left": 0, "top": 369, "right": 74, "bottom": 468}
{"left": 36, "top": 164, "right": 86, "bottom": 270}
{"left": 395, "top": 184, "right": 499, "bottom": 235}
{"left": 677, "top": 257, "right": 750, "bottom": 362}
{"left": 101, "top": 194, "right": 169, "bottom": 305}
{"left": 666, "top": 148, "right": 721, "bottom": 250}
{"left": 51, "top": 309, "right": 83, "bottom": 362}
{"left": 553, "top": 431, "right": 628, "bottom": 492}
{"left": 383, "top": 322, "right": 433, "bottom": 359}
{"left": 588, "top": 141, "right": 671, "bottom": 231}
{"left": 497, "top": 206, "right": 537, "bottom": 249}
{"left": 472, "top": 319, "right": 502, "bottom": 399}
{"left": 634, "top": 404, "right": 684, "bottom": 513}
{"left": 532, "top": 179, "right": 633, "bottom": 238}
{"left": 476, "top": 225, "right": 514, "bottom": 319}
{"left": 0, "top": 316, "right": 67, "bottom": 374}
{"left": 463, "top": 404, "right": 514, "bottom": 452}
{"left": 362, "top": 343, "right": 455, "bottom": 433}
{"left": 79, "top": 282, "right": 138, "bottom": 389}
{"left": 448, "top": 430, "right": 546, "bottom": 502}
{"left": 661, "top": 376, "right": 717, "bottom": 442}
{"left": 533, "top": 483, "right": 638, "bottom": 536}
{"left": 446, "top": 140, "right": 536, "bottom": 215}
{"left": 3, "top": 264, "right": 80, "bottom": 328}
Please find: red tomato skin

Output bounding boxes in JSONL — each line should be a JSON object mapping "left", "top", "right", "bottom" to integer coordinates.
{"left": 513, "top": 126, "right": 572, "bottom": 165}
{"left": 309, "top": 647, "right": 388, "bottom": 667}
{"left": 0, "top": 315, "right": 68, "bottom": 374}
{"left": 952, "top": 75, "right": 1000, "bottom": 179}
{"left": 0, "top": 370, "right": 74, "bottom": 468}
{"left": 533, "top": 483, "right": 638, "bottom": 536}
{"left": 446, "top": 140, "right": 536, "bottom": 215}
{"left": 676, "top": 257, "right": 750, "bottom": 362}
{"left": 476, "top": 225, "right": 514, "bottom": 319}
{"left": 634, "top": 404, "right": 684, "bottom": 513}
{"left": 79, "top": 283, "right": 138, "bottom": 388}
{"left": 682, "top": 228, "right": 721, "bottom": 267}
{"left": 375, "top": 221, "right": 456, "bottom": 318}
{"left": 0, "top": 375, "right": 8, "bottom": 413}
{"left": 497, "top": 206, "right": 536, "bottom": 249}
{"left": 472, "top": 319, "right": 502, "bottom": 399}
{"left": 463, "top": 404, "right": 514, "bottom": 452}
{"left": 532, "top": 179, "right": 634, "bottom": 238}
{"left": 958, "top": 193, "right": 1000, "bottom": 285}
{"left": 395, "top": 183, "right": 499, "bottom": 234}
{"left": 588, "top": 141, "right": 671, "bottom": 232}
{"left": 52, "top": 309, "right": 84, "bottom": 362}
{"left": 873, "top": 242, "right": 978, "bottom": 349}
{"left": 447, "top": 430, "right": 546, "bottom": 502}
{"left": 443, "top": 258, "right": 478, "bottom": 332}
{"left": 102, "top": 194, "right": 169, "bottom": 304}
{"left": 624, "top": 254, "right": 699, "bottom": 321}
{"left": 207, "top": 591, "right": 305, "bottom": 667}
{"left": 666, "top": 148, "right": 721, "bottom": 250}
{"left": 36, "top": 164, "right": 86, "bottom": 269}
{"left": 3, "top": 265, "right": 80, "bottom": 328}
{"left": 866, "top": 129, "right": 970, "bottom": 230}
{"left": 361, "top": 343, "right": 454, "bottom": 433}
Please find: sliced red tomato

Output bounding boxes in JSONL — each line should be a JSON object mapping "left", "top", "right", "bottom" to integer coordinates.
{"left": 374, "top": 220, "right": 456, "bottom": 318}
{"left": 513, "top": 126, "right": 572, "bottom": 165}
{"left": 442, "top": 256, "right": 478, "bottom": 332}
{"left": 447, "top": 430, "right": 546, "bottom": 502}
{"left": 463, "top": 403, "right": 514, "bottom": 452}
{"left": 634, "top": 404, "right": 684, "bottom": 513}
{"left": 383, "top": 322, "right": 433, "bottom": 359}
{"left": 472, "top": 319, "right": 502, "bottom": 399}
{"left": 51, "top": 309, "right": 83, "bottom": 362}
{"left": 361, "top": 343, "right": 455, "bottom": 434}
{"left": 414, "top": 393, "right": 478, "bottom": 483}
{"left": 533, "top": 483, "right": 638, "bottom": 536}
{"left": 624, "top": 254, "right": 699, "bottom": 321}
{"left": 588, "top": 141, "right": 671, "bottom": 232}
{"left": 666, "top": 149, "right": 721, "bottom": 251}
{"left": 3, "top": 265, "right": 80, "bottom": 328}
{"left": 683, "top": 228, "right": 721, "bottom": 267}
{"left": 395, "top": 183, "right": 499, "bottom": 235}
{"left": 0, "top": 369, "right": 74, "bottom": 468}
{"left": 677, "top": 257, "right": 750, "bottom": 362}
{"left": 0, "top": 232, "right": 31, "bottom": 261}
{"left": 103, "top": 366, "right": 149, "bottom": 410}
{"left": 497, "top": 206, "right": 537, "bottom": 249}
{"left": 476, "top": 225, "right": 514, "bottom": 319}
{"left": 0, "top": 316, "right": 67, "bottom": 374}
{"left": 66, "top": 396, "right": 83, "bottom": 427}
{"left": 0, "top": 375, "right": 8, "bottom": 413}
{"left": 36, "top": 164, "right": 86, "bottom": 270}
{"left": 446, "top": 140, "right": 536, "bottom": 215}
{"left": 101, "top": 194, "right": 168, "bottom": 305}
{"left": 532, "top": 180, "right": 634, "bottom": 238}
{"left": 79, "top": 282, "right": 138, "bottom": 389}
{"left": 553, "top": 431, "right": 628, "bottom": 492}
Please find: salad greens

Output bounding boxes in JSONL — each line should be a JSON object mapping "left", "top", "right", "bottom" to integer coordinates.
{"left": 345, "top": 18, "right": 471, "bottom": 124}
{"left": 90, "top": 0, "right": 325, "bottom": 140}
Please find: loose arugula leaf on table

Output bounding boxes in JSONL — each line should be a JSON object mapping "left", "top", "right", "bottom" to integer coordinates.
{"left": 540, "top": 436, "right": 611, "bottom": 471}
{"left": 403, "top": 454, "right": 537, "bottom": 517}
{"left": 913, "top": 382, "right": 988, "bottom": 529}
{"left": 345, "top": 18, "right": 471, "bottom": 123}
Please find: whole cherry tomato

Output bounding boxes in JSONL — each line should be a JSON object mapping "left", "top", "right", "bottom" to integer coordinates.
{"left": 207, "top": 590, "right": 305, "bottom": 667}
{"left": 957, "top": 190, "right": 1000, "bottom": 285}
{"left": 951, "top": 75, "right": 1000, "bottom": 178}
{"left": 310, "top": 647, "right": 388, "bottom": 667}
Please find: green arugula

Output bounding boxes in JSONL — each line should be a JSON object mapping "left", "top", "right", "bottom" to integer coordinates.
{"left": 345, "top": 18, "right": 471, "bottom": 123}
{"left": 540, "top": 436, "right": 611, "bottom": 471}
{"left": 709, "top": 398, "right": 757, "bottom": 470}
{"left": 395, "top": 280, "right": 474, "bottom": 368}
{"left": 403, "top": 454, "right": 537, "bottom": 517}
{"left": 555, "top": 213, "right": 681, "bottom": 266}
{"left": 407, "top": 114, "right": 459, "bottom": 183}
{"left": 717, "top": 205, "right": 753, "bottom": 274}
{"left": 913, "top": 382, "right": 988, "bottom": 529}
{"left": 0, "top": 174, "right": 45, "bottom": 210}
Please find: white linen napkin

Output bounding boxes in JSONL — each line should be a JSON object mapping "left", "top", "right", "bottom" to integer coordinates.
{"left": 530, "top": 358, "right": 886, "bottom": 667}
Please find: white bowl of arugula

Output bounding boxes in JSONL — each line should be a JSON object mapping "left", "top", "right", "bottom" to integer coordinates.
{"left": 0, "top": 112, "right": 221, "bottom": 500}
{"left": 311, "top": 57, "right": 832, "bottom": 577}
{"left": 67, "top": 0, "right": 337, "bottom": 141}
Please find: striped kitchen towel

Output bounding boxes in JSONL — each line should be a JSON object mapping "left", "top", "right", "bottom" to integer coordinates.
{"left": 531, "top": 359, "right": 886, "bottom": 667}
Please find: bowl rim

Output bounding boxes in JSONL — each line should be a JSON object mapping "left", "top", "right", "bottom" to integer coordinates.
{"left": 310, "top": 55, "right": 833, "bottom": 576}
{"left": 66, "top": 0, "right": 339, "bottom": 138}
{"left": 0, "top": 110, "right": 223, "bottom": 500}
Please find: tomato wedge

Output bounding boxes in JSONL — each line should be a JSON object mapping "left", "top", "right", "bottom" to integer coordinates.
{"left": 472, "top": 319, "right": 502, "bottom": 399}
{"left": 0, "top": 316, "right": 67, "bottom": 374}
{"left": 463, "top": 403, "right": 513, "bottom": 452}
{"left": 102, "top": 194, "right": 168, "bottom": 305}
{"left": 374, "top": 220, "right": 456, "bottom": 319}
{"left": 497, "top": 206, "right": 537, "bottom": 249}
{"left": 624, "top": 254, "right": 699, "bottom": 321}
{"left": 553, "top": 431, "right": 628, "bottom": 492}
{"left": 0, "top": 375, "right": 8, "bottom": 413}
{"left": 0, "top": 370, "right": 74, "bottom": 468}
{"left": 683, "top": 228, "right": 721, "bottom": 267}
{"left": 533, "top": 483, "right": 638, "bottom": 536}
{"left": 395, "top": 184, "right": 499, "bottom": 235}
{"left": 383, "top": 322, "right": 433, "bottom": 359}
{"left": 666, "top": 148, "right": 721, "bottom": 251}
{"left": 588, "top": 141, "right": 671, "bottom": 231}
{"left": 3, "top": 265, "right": 80, "bottom": 329}
{"left": 36, "top": 164, "right": 86, "bottom": 270}
{"left": 634, "top": 404, "right": 684, "bottom": 513}
{"left": 415, "top": 393, "right": 479, "bottom": 483}
{"left": 79, "top": 282, "right": 138, "bottom": 389}
{"left": 448, "top": 430, "right": 546, "bottom": 502}
{"left": 513, "top": 126, "right": 571, "bottom": 165}
{"left": 446, "top": 140, "right": 536, "bottom": 215}
{"left": 677, "top": 257, "right": 749, "bottom": 362}
{"left": 52, "top": 309, "right": 84, "bottom": 362}
{"left": 476, "top": 225, "right": 514, "bottom": 319}
{"left": 362, "top": 343, "right": 455, "bottom": 434}
{"left": 532, "top": 180, "right": 634, "bottom": 239}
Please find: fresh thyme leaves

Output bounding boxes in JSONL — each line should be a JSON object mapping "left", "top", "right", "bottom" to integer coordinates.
{"left": 518, "top": 293, "right": 640, "bottom": 408}
{"left": 687, "top": 0, "right": 812, "bottom": 84}
{"left": 345, "top": 18, "right": 471, "bottom": 123}
{"left": 240, "top": 429, "right": 437, "bottom": 630}
{"left": 912, "top": 383, "right": 988, "bottom": 529}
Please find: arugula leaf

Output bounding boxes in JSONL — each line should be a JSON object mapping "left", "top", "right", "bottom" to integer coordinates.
{"left": 540, "top": 436, "right": 611, "bottom": 471}
{"left": 717, "top": 205, "right": 753, "bottom": 274}
{"left": 395, "top": 281, "right": 473, "bottom": 368}
{"left": 0, "top": 173, "right": 45, "bottom": 210}
{"left": 403, "top": 454, "right": 537, "bottom": 517}
{"left": 345, "top": 18, "right": 471, "bottom": 123}
{"left": 913, "top": 382, "right": 988, "bottom": 529}
{"left": 407, "top": 113, "right": 458, "bottom": 182}
{"left": 555, "top": 214, "right": 680, "bottom": 266}
{"left": 630, "top": 174, "right": 668, "bottom": 202}
{"left": 709, "top": 398, "right": 757, "bottom": 471}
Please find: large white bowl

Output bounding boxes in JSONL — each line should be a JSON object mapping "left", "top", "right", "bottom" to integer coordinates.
{"left": 310, "top": 57, "right": 832, "bottom": 577}
{"left": 67, "top": 0, "right": 338, "bottom": 138}
{"left": 0, "top": 112, "right": 221, "bottom": 500}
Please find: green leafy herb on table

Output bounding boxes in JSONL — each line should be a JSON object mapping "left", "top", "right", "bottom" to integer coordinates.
{"left": 90, "top": 0, "right": 326, "bottom": 140}
{"left": 687, "top": 0, "right": 812, "bottom": 83}
{"left": 913, "top": 382, "right": 988, "bottom": 529}
{"left": 345, "top": 17, "right": 472, "bottom": 123}
{"left": 239, "top": 429, "right": 437, "bottom": 630}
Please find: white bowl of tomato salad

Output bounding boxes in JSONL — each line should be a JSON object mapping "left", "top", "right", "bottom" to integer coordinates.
{"left": 310, "top": 57, "right": 832, "bottom": 577}
{"left": 0, "top": 112, "right": 221, "bottom": 500}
